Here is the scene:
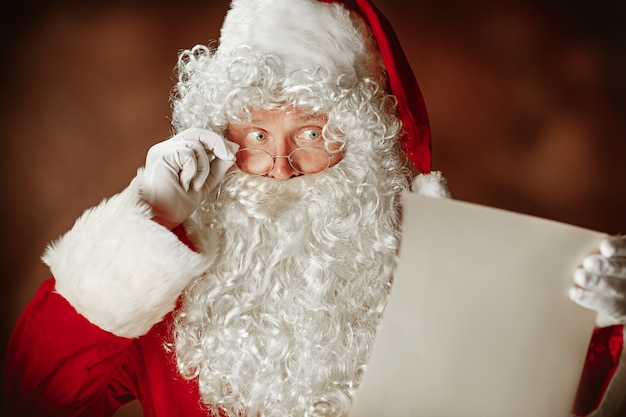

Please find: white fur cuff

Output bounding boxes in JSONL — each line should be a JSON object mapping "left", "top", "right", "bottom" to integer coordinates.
{"left": 42, "top": 172, "right": 215, "bottom": 338}
{"left": 411, "top": 171, "right": 451, "bottom": 198}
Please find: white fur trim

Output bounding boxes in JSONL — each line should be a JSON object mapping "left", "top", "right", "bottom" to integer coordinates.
{"left": 411, "top": 171, "right": 451, "bottom": 198}
{"left": 42, "top": 171, "right": 216, "bottom": 338}
{"left": 218, "top": 0, "right": 365, "bottom": 78}
{"left": 586, "top": 325, "right": 626, "bottom": 416}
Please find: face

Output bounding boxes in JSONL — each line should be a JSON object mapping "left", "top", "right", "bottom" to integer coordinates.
{"left": 227, "top": 108, "right": 343, "bottom": 180}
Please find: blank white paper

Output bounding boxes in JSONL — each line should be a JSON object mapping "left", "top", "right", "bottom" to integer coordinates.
{"left": 350, "top": 194, "right": 605, "bottom": 417}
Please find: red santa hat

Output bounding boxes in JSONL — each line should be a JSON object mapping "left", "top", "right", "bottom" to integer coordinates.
{"left": 217, "top": 0, "right": 432, "bottom": 174}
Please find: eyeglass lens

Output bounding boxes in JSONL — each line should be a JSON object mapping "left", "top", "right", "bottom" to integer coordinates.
{"left": 235, "top": 147, "right": 331, "bottom": 175}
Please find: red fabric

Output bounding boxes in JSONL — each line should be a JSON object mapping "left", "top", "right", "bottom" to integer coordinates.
{"left": 173, "top": 223, "right": 197, "bottom": 251}
{"left": 572, "top": 325, "right": 624, "bottom": 416}
{"left": 2, "top": 278, "right": 214, "bottom": 417}
{"left": 320, "top": 0, "right": 432, "bottom": 174}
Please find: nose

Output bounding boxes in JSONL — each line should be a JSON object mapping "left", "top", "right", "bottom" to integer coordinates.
{"left": 267, "top": 155, "right": 300, "bottom": 180}
{"left": 266, "top": 137, "right": 300, "bottom": 180}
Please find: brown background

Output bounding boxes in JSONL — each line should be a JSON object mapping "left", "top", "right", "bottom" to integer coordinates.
{"left": 2, "top": 1, "right": 626, "bottom": 415}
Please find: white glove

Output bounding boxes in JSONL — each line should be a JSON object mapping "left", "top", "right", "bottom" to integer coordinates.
{"left": 141, "top": 128, "right": 238, "bottom": 229}
{"left": 570, "top": 235, "right": 626, "bottom": 326}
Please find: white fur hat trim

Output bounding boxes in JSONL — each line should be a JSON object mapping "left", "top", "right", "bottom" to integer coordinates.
{"left": 218, "top": 0, "right": 366, "bottom": 78}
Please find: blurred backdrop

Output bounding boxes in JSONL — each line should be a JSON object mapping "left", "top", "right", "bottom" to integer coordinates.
{"left": 2, "top": 1, "right": 626, "bottom": 415}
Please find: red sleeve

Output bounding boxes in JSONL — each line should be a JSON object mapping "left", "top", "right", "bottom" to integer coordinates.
{"left": 173, "top": 223, "right": 197, "bottom": 251}
{"left": 572, "top": 325, "right": 624, "bottom": 416}
{"left": 3, "top": 278, "right": 139, "bottom": 416}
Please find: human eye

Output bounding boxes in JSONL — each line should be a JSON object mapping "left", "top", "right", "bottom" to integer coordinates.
{"left": 246, "top": 130, "right": 268, "bottom": 143}
{"left": 298, "top": 128, "right": 323, "bottom": 143}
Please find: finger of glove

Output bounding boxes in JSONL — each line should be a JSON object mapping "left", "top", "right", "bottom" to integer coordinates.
{"left": 181, "top": 128, "right": 237, "bottom": 161}
{"left": 583, "top": 254, "right": 626, "bottom": 278}
{"left": 146, "top": 138, "right": 210, "bottom": 191}
{"left": 163, "top": 143, "right": 207, "bottom": 192}
{"left": 224, "top": 139, "right": 240, "bottom": 155}
{"left": 600, "top": 235, "right": 626, "bottom": 257}
{"left": 203, "top": 157, "right": 236, "bottom": 192}
{"left": 181, "top": 140, "right": 211, "bottom": 192}
{"left": 569, "top": 287, "right": 626, "bottom": 323}
{"left": 574, "top": 268, "right": 626, "bottom": 297}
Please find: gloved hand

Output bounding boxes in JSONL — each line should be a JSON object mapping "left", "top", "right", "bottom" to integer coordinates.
{"left": 141, "top": 128, "right": 238, "bottom": 229}
{"left": 570, "top": 235, "right": 626, "bottom": 326}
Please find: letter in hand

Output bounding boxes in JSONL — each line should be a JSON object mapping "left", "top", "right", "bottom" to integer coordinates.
{"left": 141, "top": 128, "right": 239, "bottom": 229}
{"left": 570, "top": 236, "right": 626, "bottom": 326}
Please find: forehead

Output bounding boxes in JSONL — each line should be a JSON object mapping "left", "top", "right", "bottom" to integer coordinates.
{"left": 245, "top": 108, "right": 328, "bottom": 125}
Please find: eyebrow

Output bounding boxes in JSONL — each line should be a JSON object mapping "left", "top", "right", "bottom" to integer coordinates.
{"left": 296, "top": 113, "right": 326, "bottom": 122}
{"left": 248, "top": 113, "right": 326, "bottom": 124}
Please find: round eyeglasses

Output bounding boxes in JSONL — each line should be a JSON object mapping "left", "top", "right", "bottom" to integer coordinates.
{"left": 235, "top": 146, "right": 338, "bottom": 175}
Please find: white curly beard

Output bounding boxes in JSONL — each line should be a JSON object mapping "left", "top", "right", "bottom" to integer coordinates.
{"left": 173, "top": 144, "right": 408, "bottom": 416}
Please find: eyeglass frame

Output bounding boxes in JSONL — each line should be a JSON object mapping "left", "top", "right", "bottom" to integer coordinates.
{"left": 234, "top": 146, "right": 342, "bottom": 176}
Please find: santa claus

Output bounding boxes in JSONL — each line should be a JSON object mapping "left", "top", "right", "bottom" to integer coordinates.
{"left": 3, "top": 0, "right": 626, "bottom": 416}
